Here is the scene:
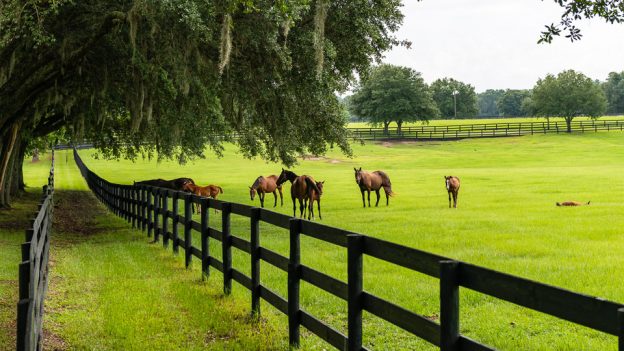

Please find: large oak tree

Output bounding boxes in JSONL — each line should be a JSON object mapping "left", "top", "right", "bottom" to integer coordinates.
{"left": 0, "top": 0, "right": 404, "bottom": 207}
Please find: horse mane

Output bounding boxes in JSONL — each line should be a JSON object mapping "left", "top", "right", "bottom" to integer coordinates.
{"left": 304, "top": 177, "right": 322, "bottom": 195}
{"left": 251, "top": 176, "right": 264, "bottom": 189}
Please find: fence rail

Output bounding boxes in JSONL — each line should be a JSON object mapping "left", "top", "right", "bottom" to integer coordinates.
{"left": 348, "top": 119, "right": 624, "bottom": 141}
{"left": 16, "top": 151, "right": 55, "bottom": 351}
{"left": 72, "top": 149, "right": 624, "bottom": 350}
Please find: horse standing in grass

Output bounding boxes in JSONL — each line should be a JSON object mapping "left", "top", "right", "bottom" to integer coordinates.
{"left": 277, "top": 168, "right": 321, "bottom": 218}
{"left": 444, "top": 176, "right": 460, "bottom": 208}
{"left": 249, "top": 175, "right": 283, "bottom": 208}
{"left": 135, "top": 177, "right": 195, "bottom": 191}
{"left": 354, "top": 167, "right": 393, "bottom": 207}
{"left": 307, "top": 181, "right": 324, "bottom": 220}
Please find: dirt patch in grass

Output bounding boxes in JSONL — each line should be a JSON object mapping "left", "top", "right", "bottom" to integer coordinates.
{"left": 42, "top": 328, "right": 67, "bottom": 350}
{"left": 53, "top": 191, "right": 108, "bottom": 237}
{"left": 378, "top": 140, "right": 441, "bottom": 147}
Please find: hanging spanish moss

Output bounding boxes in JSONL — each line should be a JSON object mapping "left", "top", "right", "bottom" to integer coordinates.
{"left": 218, "top": 13, "right": 233, "bottom": 75}
{"left": 313, "top": 0, "right": 329, "bottom": 78}
{"left": 282, "top": 18, "right": 292, "bottom": 44}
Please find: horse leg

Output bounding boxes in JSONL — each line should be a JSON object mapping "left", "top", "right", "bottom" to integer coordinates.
{"left": 375, "top": 189, "right": 380, "bottom": 207}
{"left": 385, "top": 188, "right": 390, "bottom": 206}
{"left": 360, "top": 189, "right": 366, "bottom": 208}
{"left": 292, "top": 197, "right": 297, "bottom": 217}
{"left": 448, "top": 192, "right": 452, "bottom": 208}
{"left": 308, "top": 200, "right": 313, "bottom": 220}
{"left": 259, "top": 192, "right": 265, "bottom": 208}
{"left": 367, "top": 190, "right": 371, "bottom": 207}
{"left": 273, "top": 190, "right": 277, "bottom": 207}
{"left": 318, "top": 199, "right": 322, "bottom": 220}
{"left": 453, "top": 192, "right": 458, "bottom": 208}
{"left": 299, "top": 198, "right": 305, "bottom": 218}
{"left": 278, "top": 187, "right": 283, "bottom": 206}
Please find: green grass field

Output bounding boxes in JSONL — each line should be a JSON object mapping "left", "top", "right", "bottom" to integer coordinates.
{"left": 4, "top": 130, "right": 624, "bottom": 350}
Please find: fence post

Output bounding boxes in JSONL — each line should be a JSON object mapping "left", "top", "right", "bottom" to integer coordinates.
{"left": 146, "top": 188, "right": 153, "bottom": 238}
{"left": 440, "top": 260, "right": 460, "bottom": 351}
{"left": 347, "top": 234, "right": 364, "bottom": 351}
{"left": 250, "top": 207, "right": 261, "bottom": 317}
{"left": 200, "top": 198, "right": 210, "bottom": 279}
{"left": 184, "top": 194, "right": 193, "bottom": 268}
{"left": 222, "top": 203, "right": 232, "bottom": 294}
{"left": 172, "top": 192, "right": 180, "bottom": 254}
{"left": 141, "top": 186, "right": 147, "bottom": 232}
{"left": 162, "top": 190, "right": 169, "bottom": 248}
{"left": 153, "top": 189, "right": 160, "bottom": 242}
{"left": 618, "top": 308, "right": 624, "bottom": 351}
{"left": 288, "top": 218, "right": 302, "bottom": 348}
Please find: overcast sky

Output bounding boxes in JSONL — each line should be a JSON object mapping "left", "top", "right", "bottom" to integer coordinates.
{"left": 382, "top": 0, "right": 624, "bottom": 92}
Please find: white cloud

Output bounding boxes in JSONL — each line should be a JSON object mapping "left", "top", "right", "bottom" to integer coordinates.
{"left": 383, "top": 0, "right": 624, "bottom": 92}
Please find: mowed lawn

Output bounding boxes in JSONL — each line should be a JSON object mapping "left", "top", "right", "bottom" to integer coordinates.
{"left": 59, "top": 131, "right": 624, "bottom": 350}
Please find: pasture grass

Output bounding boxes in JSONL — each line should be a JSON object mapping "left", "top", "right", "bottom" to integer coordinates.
{"left": 65, "top": 131, "right": 624, "bottom": 350}
{"left": 12, "top": 130, "right": 624, "bottom": 350}
{"left": 0, "top": 155, "right": 52, "bottom": 349}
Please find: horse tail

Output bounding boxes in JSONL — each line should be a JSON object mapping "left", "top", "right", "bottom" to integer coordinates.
{"left": 376, "top": 171, "right": 394, "bottom": 196}
{"left": 218, "top": 186, "right": 223, "bottom": 194}
{"left": 586, "top": 201, "right": 590, "bottom": 205}
{"left": 304, "top": 177, "right": 322, "bottom": 196}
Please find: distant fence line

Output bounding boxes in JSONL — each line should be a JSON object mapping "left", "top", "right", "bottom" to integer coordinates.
{"left": 348, "top": 119, "right": 624, "bottom": 141}
{"left": 16, "top": 151, "right": 55, "bottom": 351}
{"left": 72, "top": 149, "right": 624, "bottom": 351}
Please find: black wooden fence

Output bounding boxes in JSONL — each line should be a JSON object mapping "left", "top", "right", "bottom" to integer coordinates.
{"left": 16, "top": 151, "right": 55, "bottom": 351}
{"left": 349, "top": 119, "right": 624, "bottom": 141}
{"left": 72, "top": 149, "right": 624, "bottom": 350}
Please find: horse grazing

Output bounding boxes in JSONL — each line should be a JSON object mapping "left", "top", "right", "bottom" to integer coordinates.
{"left": 307, "top": 181, "right": 324, "bottom": 220}
{"left": 277, "top": 168, "right": 321, "bottom": 218}
{"left": 183, "top": 183, "right": 224, "bottom": 213}
{"left": 354, "top": 167, "right": 393, "bottom": 207}
{"left": 249, "top": 175, "right": 283, "bottom": 208}
{"left": 556, "top": 201, "right": 590, "bottom": 207}
{"left": 135, "top": 177, "right": 195, "bottom": 191}
{"left": 444, "top": 176, "right": 460, "bottom": 208}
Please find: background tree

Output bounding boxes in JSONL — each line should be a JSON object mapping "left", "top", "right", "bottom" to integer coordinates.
{"left": 477, "top": 89, "right": 504, "bottom": 117}
{"left": 497, "top": 89, "right": 531, "bottom": 117}
{"left": 430, "top": 78, "right": 478, "bottom": 118}
{"left": 541, "top": 1, "right": 624, "bottom": 43}
{"left": 0, "top": 0, "right": 404, "bottom": 207}
{"left": 531, "top": 70, "right": 607, "bottom": 132}
{"left": 602, "top": 71, "right": 624, "bottom": 115}
{"left": 349, "top": 64, "right": 439, "bottom": 134}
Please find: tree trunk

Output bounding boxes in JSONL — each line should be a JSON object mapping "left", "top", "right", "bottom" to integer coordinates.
{"left": 546, "top": 117, "right": 551, "bottom": 130}
{"left": 397, "top": 120, "right": 403, "bottom": 134}
{"left": 0, "top": 123, "right": 21, "bottom": 208}
{"left": 32, "top": 148, "right": 39, "bottom": 162}
{"left": 383, "top": 121, "right": 390, "bottom": 135}
{"left": 11, "top": 140, "right": 27, "bottom": 194}
{"left": 566, "top": 117, "right": 572, "bottom": 133}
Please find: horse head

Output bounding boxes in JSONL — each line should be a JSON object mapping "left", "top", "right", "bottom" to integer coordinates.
{"left": 354, "top": 167, "right": 363, "bottom": 184}
{"left": 316, "top": 181, "right": 325, "bottom": 195}
{"left": 182, "top": 182, "right": 194, "bottom": 192}
{"left": 249, "top": 186, "right": 256, "bottom": 200}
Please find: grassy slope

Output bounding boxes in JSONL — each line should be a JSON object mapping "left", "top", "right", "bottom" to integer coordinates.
{"left": 0, "top": 156, "right": 52, "bottom": 349}
{"left": 68, "top": 131, "right": 624, "bottom": 350}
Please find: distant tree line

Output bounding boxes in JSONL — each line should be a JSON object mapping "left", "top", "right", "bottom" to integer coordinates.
{"left": 348, "top": 64, "right": 618, "bottom": 133}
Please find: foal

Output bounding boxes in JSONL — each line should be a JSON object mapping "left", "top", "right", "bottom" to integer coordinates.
{"left": 307, "top": 181, "right": 324, "bottom": 220}
{"left": 444, "top": 176, "right": 460, "bottom": 208}
{"left": 183, "top": 183, "right": 223, "bottom": 213}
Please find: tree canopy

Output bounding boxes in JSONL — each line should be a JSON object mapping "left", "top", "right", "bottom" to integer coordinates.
{"left": 497, "top": 89, "right": 531, "bottom": 117}
{"left": 477, "top": 89, "right": 504, "bottom": 117}
{"left": 602, "top": 71, "right": 624, "bottom": 115}
{"left": 430, "top": 78, "right": 478, "bottom": 118}
{"left": 0, "top": 0, "right": 404, "bottom": 207}
{"left": 531, "top": 70, "right": 607, "bottom": 132}
{"left": 348, "top": 64, "right": 439, "bottom": 133}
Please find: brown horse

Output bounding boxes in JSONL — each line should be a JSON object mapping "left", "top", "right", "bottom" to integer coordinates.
{"left": 277, "top": 169, "right": 321, "bottom": 218}
{"left": 249, "top": 175, "right": 283, "bottom": 208}
{"left": 307, "top": 181, "right": 324, "bottom": 220}
{"left": 556, "top": 201, "right": 590, "bottom": 206}
{"left": 354, "top": 167, "right": 393, "bottom": 207}
{"left": 444, "top": 176, "right": 460, "bottom": 208}
{"left": 183, "top": 183, "right": 224, "bottom": 212}
{"left": 135, "top": 177, "right": 195, "bottom": 191}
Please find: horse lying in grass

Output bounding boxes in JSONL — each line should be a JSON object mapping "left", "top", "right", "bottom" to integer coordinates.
{"left": 249, "top": 175, "right": 283, "bottom": 208}
{"left": 354, "top": 167, "right": 393, "bottom": 207}
{"left": 444, "top": 176, "right": 460, "bottom": 208}
{"left": 556, "top": 201, "right": 590, "bottom": 206}
{"left": 183, "top": 183, "right": 224, "bottom": 213}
